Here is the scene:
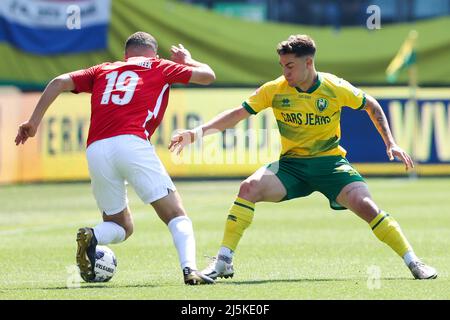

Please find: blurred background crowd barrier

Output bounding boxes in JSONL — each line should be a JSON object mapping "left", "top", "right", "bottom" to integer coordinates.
{"left": 1, "top": 0, "right": 449, "bottom": 183}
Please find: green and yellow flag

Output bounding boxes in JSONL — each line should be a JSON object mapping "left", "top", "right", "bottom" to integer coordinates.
{"left": 386, "top": 30, "right": 418, "bottom": 83}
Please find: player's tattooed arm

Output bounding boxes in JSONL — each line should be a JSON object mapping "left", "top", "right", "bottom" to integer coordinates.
{"left": 363, "top": 94, "right": 395, "bottom": 147}
{"left": 362, "top": 94, "right": 414, "bottom": 170}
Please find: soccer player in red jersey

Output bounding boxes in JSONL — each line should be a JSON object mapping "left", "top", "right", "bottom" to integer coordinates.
{"left": 15, "top": 32, "right": 216, "bottom": 285}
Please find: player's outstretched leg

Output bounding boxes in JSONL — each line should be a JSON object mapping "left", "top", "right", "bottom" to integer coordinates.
{"left": 337, "top": 181, "right": 437, "bottom": 280}
{"left": 202, "top": 196, "right": 254, "bottom": 280}
{"left": 152, "top": 191, "right": 215, "bottom": 285}
{"left": 202, "top": 168, "right": 286, "bottom": 280}
{"left": 76, "top": 210, "right": 129, "bottom": 282}
{"left": 370, "top": 212, "right": 437, "bottom": 280}
{"left": 167, "top": 215, "right": 215, "bottom": 285}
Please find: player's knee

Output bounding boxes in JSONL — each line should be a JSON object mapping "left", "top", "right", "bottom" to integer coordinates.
{"left": 355, "top": 196, "right": 378, "bottom": 216}
{"left": 158, "top": 206, "right": 187, "bottom": 225}
{"left": 111, "top": 208, "right": 134, "bottom": 240}
{"left": 238, "top": 179, "right": 262, "bottom": 202}
{"left": 123, "top": 222, "right": 134, "bottom": 240}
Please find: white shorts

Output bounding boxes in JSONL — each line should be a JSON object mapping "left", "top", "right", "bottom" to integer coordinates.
{"left": 86, "top": 135, "right": 176, "bottom": 215}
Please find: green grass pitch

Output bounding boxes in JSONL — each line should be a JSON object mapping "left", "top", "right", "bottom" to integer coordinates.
{"left": 0, "top": 178, "right": 449, "bottom": 299}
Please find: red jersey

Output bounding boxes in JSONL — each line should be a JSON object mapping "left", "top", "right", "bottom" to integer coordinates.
{"left": 69, "top": 57, "right": 192, "bottom": 147}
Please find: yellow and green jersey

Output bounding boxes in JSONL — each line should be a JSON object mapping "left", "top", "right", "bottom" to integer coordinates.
{"left": 242, "top": 72, "right": 366, "bottom": 158}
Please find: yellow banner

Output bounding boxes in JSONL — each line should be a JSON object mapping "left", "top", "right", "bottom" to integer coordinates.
{"left": 2, "top": 87, "right": 450, "bottom": 184}
{"left": 152, "top": 88, "right": 279, "bottom": 177}
{"left": 0, "top": 87, "right": 21, "bottom": 184}
{"left": 40, "top": 94, "right": 91, "bottom": 180}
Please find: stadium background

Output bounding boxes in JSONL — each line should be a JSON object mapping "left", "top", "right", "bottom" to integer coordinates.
{"left": 0, "top": 0, "right": 450, "bottom": 183}
{"left": 1, "top": 0, "right": 450, "bottom": 303}
{"left": 1, "top": 0, "right": 450, "bottom": 183}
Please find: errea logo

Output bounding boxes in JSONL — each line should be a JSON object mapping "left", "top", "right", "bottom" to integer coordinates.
{"left": 316, "top": 98, "right": 329, "bottom": 112}
{"left": 335, "top": 164, "right": 358, "bottom": 176}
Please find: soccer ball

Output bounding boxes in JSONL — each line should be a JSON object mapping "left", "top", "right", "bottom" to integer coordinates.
{"left": 93, "top": 246, "right": 117, "bottom": 282}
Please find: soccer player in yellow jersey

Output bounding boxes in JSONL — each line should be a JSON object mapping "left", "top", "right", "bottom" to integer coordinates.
{"left": 169, "top": 35, "right": 437, "bottom": 280}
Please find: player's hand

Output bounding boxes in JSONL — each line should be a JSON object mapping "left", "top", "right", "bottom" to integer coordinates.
{"left": 170, "top": 44, "right": 192, "bottom": 65}
{"left": 387, "top": 144, "right": 414, "bottom": 170}
{"left": 168, "top": 129, "right": 195, "bottom": 155}
{"left": 15, "top": 120, "right": 38, "bottom": 145}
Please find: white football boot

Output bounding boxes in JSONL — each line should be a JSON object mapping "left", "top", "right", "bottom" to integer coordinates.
{"left": 183, "top": 267, "right": 215, "bottom": 285}
{"left": 408, "top": 261, "right": 438, "bottom": 280}
{"left": 202, "top": 255, "right": 234, "bottom": 280}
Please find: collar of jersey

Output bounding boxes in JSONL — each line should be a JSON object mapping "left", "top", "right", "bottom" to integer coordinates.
{"left": 295, "top": 72, "right": 321, "bottom": 94}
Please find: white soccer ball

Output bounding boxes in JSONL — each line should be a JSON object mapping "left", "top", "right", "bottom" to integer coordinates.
{"left": 93, "top": 245, "right": 117, "bottom": 282}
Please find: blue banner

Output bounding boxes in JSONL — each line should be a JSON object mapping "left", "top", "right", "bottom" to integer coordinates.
{"left": 0, "top": 0, "right": 110, "bottom": 55}
{"left": 341, "top": 97, "right": 450, "bottom": 165}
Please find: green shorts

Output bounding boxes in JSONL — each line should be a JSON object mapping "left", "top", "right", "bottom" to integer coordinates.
{"left": 266, "top": 156, "right": 365, "bottom": 210}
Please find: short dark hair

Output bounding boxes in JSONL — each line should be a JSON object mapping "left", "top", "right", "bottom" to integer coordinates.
{"left": 125, "top": 31, "right": 158, "bottom": 53}
{"left": 276, "top": 35, "right": 316, "bottom": 57}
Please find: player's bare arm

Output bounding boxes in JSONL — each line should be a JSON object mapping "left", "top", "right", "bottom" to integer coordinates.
{"left": 363, "top": 94, "right": 414, "bottom": 170}
{"left": 170, "top": 43, "right": 215, "bottom": 85}
{"left": 15, "top": 74, "right": 75, "bottom": 145}
{"left": 169, "top": 106, "right": 251, "bottom": 155}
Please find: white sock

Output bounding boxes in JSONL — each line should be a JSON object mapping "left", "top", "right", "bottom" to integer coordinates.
{"left": 403, "top": 250, "right": 420, "bottom": 265}
{"left": 168, "top": 216, "right": 197, "bottom": 270}
{"left": 218, "top": 246, "right": 234, "bottom": 261}
{"left": 93, "top": 221, "right": 126, "bottom": 245}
